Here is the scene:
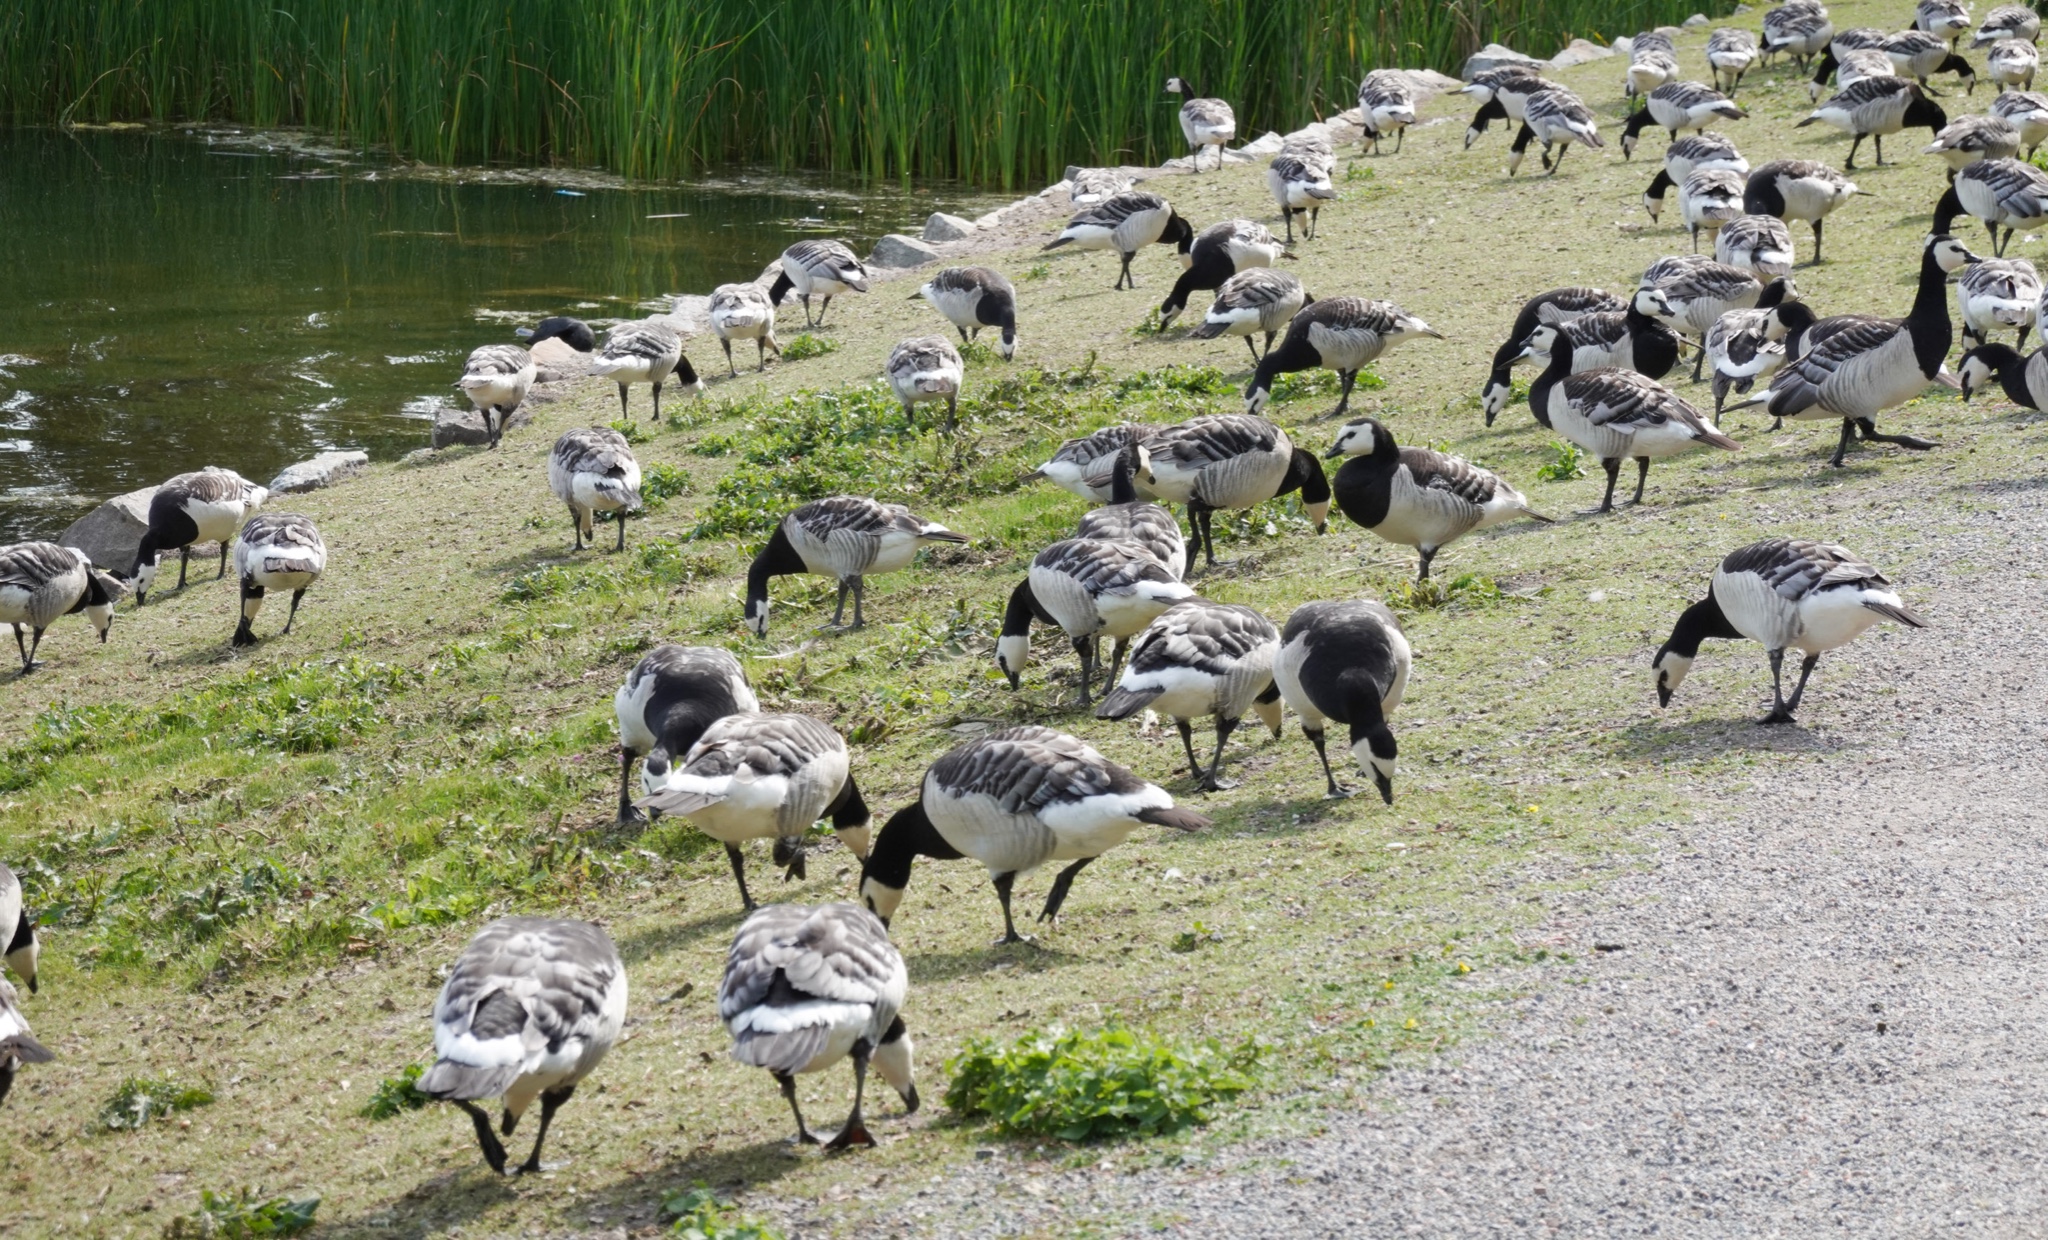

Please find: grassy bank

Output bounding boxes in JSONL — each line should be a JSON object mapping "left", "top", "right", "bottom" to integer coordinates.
{"left": 5, "top": 0, "right": 1725, "bottom": 186}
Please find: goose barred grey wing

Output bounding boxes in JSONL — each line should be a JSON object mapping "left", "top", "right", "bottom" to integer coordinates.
{"left": 551, "top": 427, "right": 637, "bottom": 478}
{"left": 1722, "top": 537, "right": 1893, "bottom": 599}
{"left": 718, "top": 904, "right": 904, "bottom": 1074}
{"left": 422, "top": 918, "right": 625, "bottom": 1100}
{"left": 0, "top": 541, "right": 84, "bottom": 589}
{"left": 1150, "top": 414, "right": 1281, "bottom": 467}
{"left": 1763, "top": 316, "right": 1907, "bottom": 414}
{"left": 785, "top": 239, "right": 869, "bottom": 289}
{"left": 164, "top": 468, "right": 255, "bottom": 504}
{"left": 600, "top": 322, "right": 681, "bottom": 362}
{"left": 464, "top": 344, "right": 531, "bottom": 378}
{"left": 1123, "top": 602, "right": 1277, "bottom": 679}
{"left": 1402, "top": 448, "right": 1502, "bottom": 506}
{"left": 928, "top": 725, "right": 1153, "bottom": 813}
{"left": 1563, "top": 370, "right": 1702, "bottom": 431}
{"left": 1065, "top": 191, "right": 1169, "bottom": 229}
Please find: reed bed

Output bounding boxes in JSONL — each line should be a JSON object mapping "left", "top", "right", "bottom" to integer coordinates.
{"left": 1, "top": 0, "right": 1723, "bottom": 186}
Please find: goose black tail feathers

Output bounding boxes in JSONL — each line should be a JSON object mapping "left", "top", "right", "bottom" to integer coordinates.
{"left": 1095, "top": 686, "right": 1163, "bottom": 719}
{"left": 1863, "top": 600, "right": 1929, "bottom": 627}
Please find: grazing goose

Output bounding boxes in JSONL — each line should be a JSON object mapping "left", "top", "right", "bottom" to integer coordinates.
{"left": 0, "top": 865, "right": 40, "bottom": 993}
{"left": 230, "top": 513, "right": 324, "bottom": 647}
{"left": 720, "top": 903, "right": 914, "bottom": 1149}
{"left": 1357, "top": 70, "right": 1419, "bottom": 152}
{"left": 1729, "top": 234, "right": 1981, "bottom": 465}
{"left": 418, "top": 917, "right": 626, "bottom": 1176}
{"left": 1068, "top": 167, "right": 1135, "bottom": 204}
{"left": 1933, "top": 156, "right": 2048, "bottom": 254}
{"left": 1958, "top": 339, "right": 2048, "bottom": 404}
{"left": 1326, "top": 416, "right": 1551, "bottom": 581}
{"left": 1801, "top": 77, "right": 1949, "bottom": 168}
{"left": 1272, "top": 600, "right": 1410, "bottom": 802}
{"left": 1989, "top": 39, "right": 2041, "bottom": 90}
{"left": 1708, "top": 28, "right": 1762, "bottom": 94}
{"left": 1037, "top": 424, "right": 1162, "bottom": 503}
{"left": 1975, "top": 5, "right": 2041, "bottom": 47}
{"left": 0, "top": 543, "right": 118, "bottom": 672}
{"left": 1918, "top": 0, "right": 1975, "bottom": 47}
{"left": 1716, "top": 213, "right": 1797, "bottom": 277}
{"left": 0, "top": 979, "right": 50, "bottom": 1109}
{"left": 1705, "top": 306, "right": 1792, "bottom": 419}
{"left": 1072, "top": 435, "right": 1187, "bottom": 581}
{"left": 1882, "top": 30, "right": 1978, "bottom": 92}
{"left": 859, "top": 725, "right": 1210, "bottom": 943}
{"left": 468, "top": 317, "right": 595, "bottom": 448}
{"left": 1645, "top": 262, "right": 1779, "bottom": 380}
{"left": 638, "top": 713, "right": 869, "bottom": 911}
{"left": 1521, "top": 356, "right": 1740, "bottom": 511}
{"left": 996, "top": 538, "right": 1195, "bottom": 703}
{"left": 1506, "top": 86, "right": 1604, "bottom": 176}
{"left": 1042, "top": 191, "right": 1193, "bottom": 289}
{"left": 1244, "top": 297, "right": 1443, "bottom": 420}
{"left": 1620, "top": 83, "right": 1748, "bottom": 160}
{"left": 1653, "top": 538, "right": 1926, "bottom": 723}
{"left": 1744, "top": 159, "right": 1860, "bottom": 262}
{"left": 1626, "top": 32, "right": 1682, "bottom": 101}
{"left": 1516, "top": 288, "right": 1684, "bottom": 385}
{"left": 548, "top": 427, "right": 641, "bottom": 553}
{"left": 767, "top": 240, "right": 870, "bottom": 328}
{"left": 884, "top": 336, "right": 965, "bottom": 430}
{"left": 1763, "top": 2, "right": 1835, "bottom": 68}
{"left": 591, "top": 321, "right": 698, "bottom": 422}
{"left": 914, "top": 266, "right": 1018, "bottom": 360}
{"left": 1460, "top": 67, "right": 1550, "bottom": 149}
{"left": 1482, "top": 287, "right": 1625, "bottom": 425}
{"left": 1279, "top": 129, "right": 1336, "bottom": 166}
{"left": 1096, "top": 600, "right": 1281, "bottom": 791}
{"left": 1266, "top": 154, "right": 1338, "bottom": 243}
{"left": 1815, "top": 47, "right": 1902, "bottom": 103}
{"left": 1157, "top": 220, "right": 1286, "bottom": 332}
{"left": 1991, "top": 89, "right": 2048, "bottom": 154}
{"left": 1165, "top": 77, "right": 1237, "bottom": 172}
{"left": 1141, "top": 415, "right": 1332, "bottom": 568}
{"left": 1680, "top": 167, "right": 1748, "bottom": 252}
{"left": 1923, "top": 114, "right": 2023, "bottom": 170}
{"left": 129, "top": 467, "right": 267, "bottom": 603}
{"left": 1957, "top": 256, "right": 2042, "bottom": 346}
{"left": 1189, "top": 268, "right": 1311, "bottom": 363}
{"left": 707, "top": 283, "right": 781, "bottom": 376}
{"left": 1643, "top": 132, "right": 1749, "bottom": 222}
{"left": 745, "top": 496, "right": 968, "bottom": 636}
{"left": 613, "top": 645, "right": 758, "bottom": 827}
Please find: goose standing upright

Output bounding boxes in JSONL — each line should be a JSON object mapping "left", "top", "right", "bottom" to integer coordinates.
{"left": 0, "top": 979, "right": 50, "bottom": 1109}
{"left": 0, "top": 542, "right": 119, "bottom": 671}
{"left": 719, "top": 903, "right": 915, "bottom": 1149}
{"left": 858, "top": 725, "right": 1210, "bottom": 943}
{"left": 1643, "top": 132, "right": 1749, "bottom": 222}
{"left": 1271, "top": 600, "right": 1410, "bottom": 802}
{"left": 230, "top": 513, "right": 324, "bottom": 647}
{"left": 1189, "top": 268, "right": 1311, "bottom": 363}
{"left": 1619, "top": 82, "right": 1748, "bottom": 160}
{"left": 418, "top": 917, "right": 626, "bottom": 1175}
{"left": 591, "top": 321, "right": 698, "bottom": 422}
{"left": 1801, "top": 77, "right": 1949, "bottom": 169}
{"left": 745, "top": 497, "right": 969, "bottom": 636}
{"left": 1990, "top": 89, "right": 2048, "bottom": 153}
{"left": 1507, "top": 86, "right": 1605, "bottom": 175}
{"left": 1243, "top": 297, "right": 1443, "bottom": 419}
{"left": 1958, "top": 338, "right": 2048, "bottom": 406}
{"left": 0, "top": 864, "right": 41, "bottom": 994}
{"left": 1520, "top": 349, "right": 1741, "bottom": 511}
{"left": 1357, "top": 71, "right": 1419, "bottom": 152}
{"left": 1707, "top": 28, "right": 1762, "bottom": 93}
{"left": 1157, "top": 220, "right": 1286, "bottom": 331}
{"left": 1142, "top": 414, "right": 1332, "bottom": 567}
{"left": 1934, "top": 156, "right": 2048, "bottom": 254}
{"left": 914, "top": 267, "right": 1018, "bottom": 360}
{"left": 1956, "top": 256, "right": 2041, "bottom": 346}
{"left": 129, "top": 467, "right": 267, "bottom": 603}
{"left": 996, "top": 538, "right": 1195, "bottom": 703}
{"left": 1165, "top": 77, "right": 1237, "bottom": 171}
{"left": 708, "top": 283, "right": 782, "bottom": 376}
{"left": 884, "top": 336, "right": 965, "bottom": 429}
{"left": 1267, "top": 153, "right": 1338, "bottom": 243}
{"left": 1325, "top": 416, "right": 1552, "bottom": 580}
{"left": 1096, "top": 599, "right": 1282, "bottom": 791}
{"left": 1653, "top": 538, "right": 1927, "bottom": 723}
{"left": 1729, "top": 234, "right": 1981, "bottom": 466}
{"left": 547, "top": 427, "right": 641, "bottom": 553}
{"left": 612, "top": 644, "right": 758, "bottom": 827}
{"left": 1041, "top": 191, "right": 1193, "bottom": 289}
{"left": 767, "top": 240, "right": 870, "bottom": 328}
{"left": 1744, "top": 159, "right": 1861, "bottom": 262}
{"left": 1482, "top": 287, "right": 1626, "bottom": 423}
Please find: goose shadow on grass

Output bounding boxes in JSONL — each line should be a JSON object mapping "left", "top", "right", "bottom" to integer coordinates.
{"left": 611, "top": 906, "right": 753, "bottom": 965}
{"left": 1600, "top": 712, "right": 1864, "bottom": 762}
{"left": 319, "top": 1167, "right": 519, "bottom": 1240}
{"left": 904, "top": 939, "right": 1087, "bottom": 985}
{"left": 565, "top": 1139, "right": 827, "bottom": 1232}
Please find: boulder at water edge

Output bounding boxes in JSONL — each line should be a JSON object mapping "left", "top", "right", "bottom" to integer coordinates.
{"left": 59, "top": 486, "right": 155, "bottom": 572}
{"left": 270, "top": 451, "right": 368, "bottom": 495}
{"left": 922, "top": 213, "right": 977, "bottom": 243}
{"left": 868, "top": 234, "right": 941, "bottom": 268}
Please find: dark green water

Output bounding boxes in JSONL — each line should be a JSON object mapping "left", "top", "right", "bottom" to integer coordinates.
{"left": 0, "top": 127, "right": 998, "bottom": 542}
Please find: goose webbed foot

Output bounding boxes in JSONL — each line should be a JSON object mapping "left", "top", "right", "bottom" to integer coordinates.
{"left": 454, "top": 1099, "right": 510, "bottom": 1175}
{"left": 778, "top": 1073, "right": 820, "bottom": 1146}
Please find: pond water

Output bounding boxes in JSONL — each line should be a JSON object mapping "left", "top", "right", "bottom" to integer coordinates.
{"left": 0, "top": 127, "right": 1001, "bottom": 543}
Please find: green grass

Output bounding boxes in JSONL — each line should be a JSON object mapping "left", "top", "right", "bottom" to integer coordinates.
{"left": 944, "top": 1024, "right": 1258, "bottom": 1140}
{"left": 99, "top": 1075, "right": 216, "bottom": 1131}
{"left": 661, "top": 1186, "right": 785, "bottom": 1240}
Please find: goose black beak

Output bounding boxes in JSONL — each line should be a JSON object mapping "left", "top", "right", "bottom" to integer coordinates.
{"left": 1374, "top": 772, "right": 1394, "bottom": 806}
{"left": 1323, "top": 446, "right": 1345, "bottom": 460}
{"left": 900, "top": 1082, "right": 921, "bottom": 1113}
{"left": 1657, "top": 683, "right": 1674, "bottom": 708}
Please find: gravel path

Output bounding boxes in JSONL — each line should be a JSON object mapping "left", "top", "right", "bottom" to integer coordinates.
{"left": 832, "top": 489, "right": 2048, "bottom": 1237}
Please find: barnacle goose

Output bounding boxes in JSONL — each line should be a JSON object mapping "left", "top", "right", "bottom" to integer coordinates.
{"left": 1882, "top": 30, "right": 1977, "bottom": 92}
{"left": 1157, "top": 220, "right": 1286, "bottom": 332}
{"left": 1956, "top": 256, "right": 2041, "bottom": 346}
{"left": 1189, "top": 268, "right": 1311, "bottom": 363}
{"left": 0, "top": 542, "right": 119, "bottom": 671}
{"left": 1645, "top": 260, "right": 1781, "bottom": 380}
{"left": 1680, "top": 168, "right": 1748, "bottom": 252}
{"left": 1626, "top": 31, "right": 1682, "bottom": 101}
{"left": 1096, "top": 599, "right": 1280, "bottom": 791}
{"left": 0, "top": 864, "right": 41, "bottom": 994}
{"left": 1933, "top": 156, "right": 2048, "bottom": 254}
{"left": 914, "top": 267, "right": 1018, "bottom": 360}
{"left": 1653, "top": 538, "right": 1926, "bottom": 724}
{"left": 996, "top": 538, "right": 1195, "bottom": 702}
{"left": 884, "top": 336, "right": 965, "bottom": 430}
{"left": 1705, "top": 306, "right": 1792, "bottom": 419}
{"left": 1989, "top": 39, "right": 2040, "bottom": 90}
{"left": 591, "top": 321, "right": 699, "bottom": 422}
{"left": 1958, "top": 339, "right": 2048, "bottom": 404}
{"left": 1326, "top": 416, "right": 1551, "bottom": 581}
{"left": 230, "top": 513, "right": 324, "bottom": 647}
{"left": 613, "top": 644, "right": 757, "bottom": 827}
{"left": 745, "top": 496, "right": 968, "bottom": 636}
{"left": 129, "top": 467, "right": 267, "bottom": 603}
{"left": 1244, "top": 298, "right": 1443, "bottom": 419}
{"left": 1357, "top": 70, "right": 1419, "bottom": 152}
{"left": 1990, "top": 89, "right": 2048, "bottom": 154}
{"left": 1072, "top": 434, "right": 1187, "bottom": 581}
{"left": 767, "top": 240, "right": 870, "bottom": 328}
{"left": 419, "top": 917, "right": 625, "bottom": 1174}
{"left": 1744, "top": 159, "right": 1860, "bottom": 262}
{"left": 1507, "top": 86, "right": 1604, "bottom": 176}
{"left": 859, "top": 725, "right": 1210, "bottom": 942}
{"left": 639, "top": 713, "right": 869, "bottom": 911}
{"left": 1520, "top": 353, "right": 1740, "bottom": 512}
{"left": 1144, "top": 414, "right": 1331, "bottom": 568}
{"left": 1514, "top": 288, "right": 1685, "bottom": 386}
{"left": 1716, "top": 213, "right": 1797, "bottom": 277}
{"left": 0, "top": 978, "right": 50, "bottom": 1108}
{"left": 1923, "top": 114, "right": 2022, "bottom": 171}
{"left": 1975, "top": 5, "right": 2041, "bottom": 47}
{"left": 1272, "top": 600, "right": 1410, "bottom": 802}
{"left": 719, "top": 903, "right": 914, "bottom": 1149}
{"left": 467, "top": 316, "right": 595, "bottom": 448}
{"left": 1460, "top": 67, "right": 1550, "bottom": 149}
{"left": 1042, "top": 191, "right": 1193, "bottom": 289}
{"left": 1482, "top": 287, "right": 1625, "bottom": 424}
{"left": 1763, "top": 2, "right": 1835, "bottom": 68}
{"left": 1068, "top": 168, "right": 1136, "bottom": 205}
{"left": 1812, "top": 46, "right": 1901, "bottom": 103}
{"left": 1729, "top": 234, "right": 1981, "bottom": 465}
{"left": 1037, "top": 424, "right": 1162, "bottom": 503}
{"left": 1801, "top": 77, "right": 1949, "bottom": 169}
{"left": 548, "top": 427, "right": 641, "bottom": 553}
{"left": 1165, "top": 77, "right": 1237, "bottom": 172}
{"left": 1707, "top": 28, "right": 1761, "bottom": 94}
{"left": 1267, "top": 154, "right": 1338, "bottom": 244}
{"left": 1643, "top": 132, "right": 1749, "bottom": 222}
{"left": 1917, "top": 0, "right": 1975, "bottom": 47}
{"left": 1619, "top": 83, "right": 1748, "bottom": 160}
{"left": 708, "top": 283, "right": 781, "bottom": 377}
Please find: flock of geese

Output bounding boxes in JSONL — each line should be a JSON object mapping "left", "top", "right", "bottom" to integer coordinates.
{"left": 4, "top": 0, "right": 2020, "bottom": 1176}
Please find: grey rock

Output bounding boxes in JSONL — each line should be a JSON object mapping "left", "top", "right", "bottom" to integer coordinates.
{"left": 1612, "top": 35, "right": 1635, "bottom": 55}
{"left": 401, "top": 448, "right": 439, "bottom": 466}
{"left": 1551, "top": 37, "right": 1618, "bottom": 68}
{"left": 1684, "top": 12, "right": 1709, "bottom": 26}
{"left": 269, "top": 450, "right": 368, "bottom": 495}
{"left": 530, "top": 334, "right": 594, "bottom": 380}
{"left": 867, "top": 233, "right": 942, "bottom": 269}
{"left": 1235, "top": 131, "right": 1286, "bottom": 157}
{"left": 432, "top": 403, "right": 533, "bottom": 449}
{"left": 922, "top": 212, "right": 978, "bottom": 243}
{"left": 58, "top": 486, "right": 155, "bottom": 572}
{"left": 1462, "top": 43, "right": 1550, "bottom": 80}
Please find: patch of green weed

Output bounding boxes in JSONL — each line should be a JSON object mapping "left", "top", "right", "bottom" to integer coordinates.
{"left": 1534, "top": 440, "right": 1587, "bottom": 482}
{"left": 661, "top": 1185, "right": 783, "bottom": 1239}
{"left": 779, "top": 333, "right": 839, "bottom": 361}
{"left": 164, "top": 1189, "right": 319, "bottom": 1238}
{"left": 101, "top": 1075, "right": 215, "bottom": 1130}
{"left": 944, "top": 1024, "right": 1257, "bottom": 1141}
{"left": 358, "top": 1065, "right": 432, "bottom": 1120}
